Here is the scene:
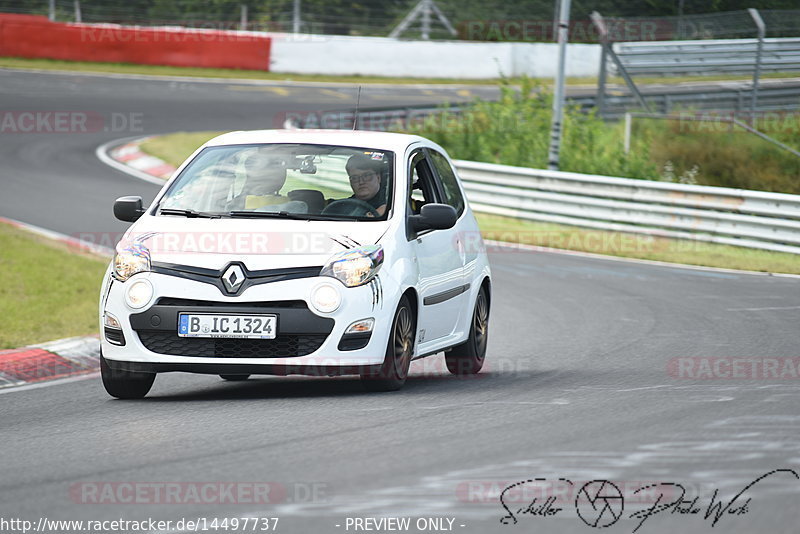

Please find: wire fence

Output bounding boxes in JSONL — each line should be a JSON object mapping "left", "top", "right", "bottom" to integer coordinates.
{"left": 3, "top": 1, "right": 800, "bottom": 41}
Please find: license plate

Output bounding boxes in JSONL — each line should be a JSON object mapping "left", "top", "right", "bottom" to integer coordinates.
{"left": 178, "top": 314, "right": 277, "bottom": 339}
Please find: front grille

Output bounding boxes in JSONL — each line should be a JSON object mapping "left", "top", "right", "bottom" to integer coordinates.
{"left": 137, "top": 331, "right": 327, "bottom": 358}
{"left": 155, "top": 298, "right": 307, "bottom": 308}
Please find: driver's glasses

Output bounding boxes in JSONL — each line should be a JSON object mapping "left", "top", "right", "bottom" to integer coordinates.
{"left": 349, "top": 170, "right": 377, "bottom": 184}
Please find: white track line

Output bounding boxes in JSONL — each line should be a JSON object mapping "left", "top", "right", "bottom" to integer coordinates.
{"left": 0, "top": 372, "right": 99, "bottom": 395}
{"left": 726, "top": 305, "right": 800, "bottom": 311}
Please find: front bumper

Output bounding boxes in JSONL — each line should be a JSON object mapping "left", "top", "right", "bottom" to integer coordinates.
{"left": 101, "top": 270, "right": 392, "bottom": 375}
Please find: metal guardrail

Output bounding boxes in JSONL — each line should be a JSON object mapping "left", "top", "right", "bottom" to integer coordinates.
{"left": 453, "top": 160, "right": 800, "bottom": 255}
{"left": 575, "top": 82, "right": 800, "bottom": 120}
{"left": 613, "top": 38, "right": 800, "bottom": 77}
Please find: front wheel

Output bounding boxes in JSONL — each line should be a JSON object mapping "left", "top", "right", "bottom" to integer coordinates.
{"left": 101, "top": 355, "right": 156, "bottom": 399}
{"left": 361, "top": 295, "right": 415, "bottom": 392}
{"left": 445, "top": 286, "right": 489, "bottom": 375}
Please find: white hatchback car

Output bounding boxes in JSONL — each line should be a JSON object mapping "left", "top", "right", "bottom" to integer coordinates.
{"left": 100, "top": 130, "right": 491, "bottom": 398}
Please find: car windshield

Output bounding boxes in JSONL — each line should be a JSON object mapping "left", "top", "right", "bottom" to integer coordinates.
{"left": 157, "top": 143, "right": 394, "bottom": 221}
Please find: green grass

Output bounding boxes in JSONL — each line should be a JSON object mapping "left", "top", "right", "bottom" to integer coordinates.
{"left": 0, "top": 223, "right": 108, "bottom": 349}
{"left": 140, "top": 131, "right": 221, "bottom": 167}
{"left": 634, "top": 117, "right": 800, "bottom": 194}
{"left": 3, "top": 56, "right": 795, "bottom": 87}
{"left": 140, "top": 131, "right": 800, "bottom": 274}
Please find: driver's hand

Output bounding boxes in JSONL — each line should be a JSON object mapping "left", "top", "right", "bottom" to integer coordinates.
{"left": 365, "top": 204, "right": 387, "bottom": 218}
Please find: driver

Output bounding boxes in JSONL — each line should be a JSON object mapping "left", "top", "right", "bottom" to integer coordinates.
{"left": 345, "top": 154, "right": 387, "bottom": 217}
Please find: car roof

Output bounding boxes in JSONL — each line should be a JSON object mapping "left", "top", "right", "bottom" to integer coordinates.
{"left": 205, "top": 129, "right": 430, "bottom": 154}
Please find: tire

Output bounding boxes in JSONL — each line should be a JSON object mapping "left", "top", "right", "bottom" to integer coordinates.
{"left": 220, "top": 374, "right": 250, "bottom": 381}
{"left": 101, "top": 354, "right": 156, "bottom": 399}
{"left": 445, "top": 286, "right": 489, "bottom": 375}
{"left": 361, "top": 295, "right": 415, "bottom": 392}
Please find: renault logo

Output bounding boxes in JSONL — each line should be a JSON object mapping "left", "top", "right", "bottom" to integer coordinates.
{"left": 221, "top": 264, "right": 245, "bottom": 293}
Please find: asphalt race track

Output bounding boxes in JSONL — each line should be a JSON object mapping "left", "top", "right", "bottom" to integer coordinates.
{"left": 1, "top": 69, "right": 800, "bottom": 534}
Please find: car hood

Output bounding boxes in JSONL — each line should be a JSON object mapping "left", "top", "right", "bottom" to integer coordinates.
{"left": 120, "top": 216, "right": 390, "bottom": 271}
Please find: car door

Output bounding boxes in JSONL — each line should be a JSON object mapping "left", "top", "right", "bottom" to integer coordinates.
{"left": 406, "top": 147, "right": 467, "bottom": 347}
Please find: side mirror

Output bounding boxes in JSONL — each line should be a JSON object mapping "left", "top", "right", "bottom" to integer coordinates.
{"left": 114, "top": 196, "right": 145, "bottom": 222}
{"left": 410, "top": 203, "right": 458, "bottom": 232}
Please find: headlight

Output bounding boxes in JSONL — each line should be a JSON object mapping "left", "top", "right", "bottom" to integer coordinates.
{"left": 320, "top": 245, "right": 383, "bottom": 287}
{"left": 125, "top": 279, "right": 154, "bottom": 309}
{"left": 113, "top": 243, "right": 151, "bottom": 282}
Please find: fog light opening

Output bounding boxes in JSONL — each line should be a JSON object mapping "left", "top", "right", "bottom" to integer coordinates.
{"left": 125, "top": 279, "right": 154, "bottom": 309}
{"left": 311, "top": 283, "right": 341, "bottom": 313}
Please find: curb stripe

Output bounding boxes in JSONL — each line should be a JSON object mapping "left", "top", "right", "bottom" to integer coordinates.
{"left": 96, "top": 136, "right": 173, "bottom": 186}
{"left": 0, "top": 349, "right": 89, "bottom": 383}
{"left": 0, "top": 336, "right": 101, "bottom": 390}
{"left": 107, "top": 137, "right": 176, "bottom": 181}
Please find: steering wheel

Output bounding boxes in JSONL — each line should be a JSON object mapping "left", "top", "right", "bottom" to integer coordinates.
{"left": 322, "top": 198, "right": 381, "bottom": 218}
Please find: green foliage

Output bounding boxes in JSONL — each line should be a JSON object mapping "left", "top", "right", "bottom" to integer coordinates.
{"left": 643, "top": 118, "right": 800, "bottom": 194}
{"left": 403, "top": 78, "right": 658, "bottom": 179}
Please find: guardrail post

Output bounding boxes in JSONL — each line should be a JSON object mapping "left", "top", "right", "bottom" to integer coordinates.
{"left": 293, "top": 0, "right": 301, "bottom": 34}
{"left": 596, "top": 41, "right": 608, "bottom": 118}
{"left": 624, "top": 112, "right": 632, "bottom": 155}
{"left": 548, "top": 0, "right": 572, "bottom": 170}
{"left": 240, "top": 4, "right": 248, "bottom": 31}
{"left": 421, "top": 0, "right": 431, "bottom": 40}
{"left": 748, "top": 8, "right": 766, "bottom": 125}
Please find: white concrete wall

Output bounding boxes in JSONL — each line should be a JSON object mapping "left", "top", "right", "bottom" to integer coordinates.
{"left": 268, "top": 33, "right": 601, "bottom": 79}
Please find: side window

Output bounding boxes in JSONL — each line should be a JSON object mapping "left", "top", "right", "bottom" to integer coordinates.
{"left": 408, "top": 151, "right": 441, "bottom": 215}
{"left": 410, "top": 167, "right": 425, "bottom": 206}
{"left": 428, "top": 150, "right": 465, "bottom": 216}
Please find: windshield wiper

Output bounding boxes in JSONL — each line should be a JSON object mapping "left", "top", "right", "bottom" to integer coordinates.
{"left": 159, "top": 208, "right": 222, "bottom": 219}
{"left": 228, "top": 210, "right": 349, "bottom": 221}
{"left": 228, "top": 210, "right": 306, "bottom": 220}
